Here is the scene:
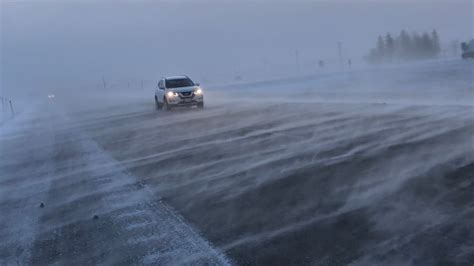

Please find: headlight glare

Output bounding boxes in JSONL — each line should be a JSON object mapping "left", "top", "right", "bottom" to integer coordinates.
{"left": 195, "top": 88, "right": 203, "bottom": 95}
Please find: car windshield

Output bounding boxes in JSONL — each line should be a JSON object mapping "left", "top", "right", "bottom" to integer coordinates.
{"left": 166, "top": 78, "right": 194, "bottom": 88}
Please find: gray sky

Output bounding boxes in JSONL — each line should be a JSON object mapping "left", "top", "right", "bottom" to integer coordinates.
{"left": 1, "top": 0, "right": 473, "bottom": 95}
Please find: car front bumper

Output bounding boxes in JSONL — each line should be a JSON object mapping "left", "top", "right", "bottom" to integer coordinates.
{"left": 167, "top": 95, "right": 203, "bottom": 106}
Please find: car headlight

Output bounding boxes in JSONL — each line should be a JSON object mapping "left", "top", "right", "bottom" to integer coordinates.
{"left": 195, "top": 88, "right": 203, "bottom": 95}
{"left": 167, "top": 91, "right": 177, "bottom": 97}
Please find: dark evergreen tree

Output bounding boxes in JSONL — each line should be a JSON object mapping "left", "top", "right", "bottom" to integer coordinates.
{"left": 412, "top": 33, "right": 423, "bottom": 58}
{"left": 385, "top": 33, "right": 395, "bottom": 61}
{"left": 377, "top": 35, "right": 385, "bottom": 60}
{"left": 366, "top": 29, "right": 441, "bottom": 64}
{"left": 421, "top": 32, "right": 433, "bottom": 58}
{"left": 431, "top": 30, "right": 441, "bottom": 56}
{"left": 399, "top": 30, "right": 412, "bottom": 59}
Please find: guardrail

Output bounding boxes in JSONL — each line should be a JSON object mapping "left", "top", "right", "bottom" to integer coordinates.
{"left": 0, "top": 96, "right": 15, "bottom": 117}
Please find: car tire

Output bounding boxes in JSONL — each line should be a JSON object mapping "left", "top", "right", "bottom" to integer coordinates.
{"left": 155, "top": 96, "right": 162, "bottom": 109}
{"left": 163, "top": 98, "right": 172, "bottom": 111}
{"left": 197, "top": 102, "right": 204, "bottom": 109}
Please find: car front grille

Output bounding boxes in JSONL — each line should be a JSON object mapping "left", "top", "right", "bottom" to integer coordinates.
{"left": 179, "top": 91, "right": 193, "bottom": 97}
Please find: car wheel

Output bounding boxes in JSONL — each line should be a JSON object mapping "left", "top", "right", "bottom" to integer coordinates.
{"left": 197, "top": 102, "right": 204, "bottom": 109}
{"left": 163, "top": 98, "right": 172, "bottom": 111}
{"left": 155, "top": 96, "right": 162, "bottom": 109}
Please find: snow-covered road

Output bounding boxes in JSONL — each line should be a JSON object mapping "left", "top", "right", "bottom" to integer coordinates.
{"left": 0, "top": 104, "right": 230, "bottom": 265}
{"left": 1, "top": 59, "right": 473, "bottom": 265}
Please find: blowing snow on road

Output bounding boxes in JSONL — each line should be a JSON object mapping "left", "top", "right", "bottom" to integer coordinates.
{"left": 1, "top": 59, "right": 473, "bottom": 265}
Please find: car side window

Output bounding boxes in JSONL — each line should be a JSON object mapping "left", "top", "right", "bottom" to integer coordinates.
{"left": 158, "top": 80, "right": 164, "bottom": 90}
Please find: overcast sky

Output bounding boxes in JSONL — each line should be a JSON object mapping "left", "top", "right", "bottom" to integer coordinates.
{"left": 1, "top": 0, "right": 473, "bottom": 95}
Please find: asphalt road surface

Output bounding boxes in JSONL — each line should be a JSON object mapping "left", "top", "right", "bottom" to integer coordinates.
{"left": 1, "top": 60, "right": 473, "bottom": 265}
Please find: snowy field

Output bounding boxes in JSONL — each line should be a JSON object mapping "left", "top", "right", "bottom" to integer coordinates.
{"left": 1, "top": 59, "right": 473, "bottom": 265}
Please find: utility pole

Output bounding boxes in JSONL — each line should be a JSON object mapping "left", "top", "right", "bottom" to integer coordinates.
{"left": 295, "top": 50, "right": 300, "bottom": 75}
{"left": 9, "top": 100, "right": 14, "bottom": 117}
{"left": 102, "top": 76, "right": 107, "bottom": 89}
{"left": 338, "top": 42, "right": 343, "bottom": 70}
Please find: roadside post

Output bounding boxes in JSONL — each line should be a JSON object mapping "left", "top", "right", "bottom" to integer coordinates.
{"left": 9, "top": 100, "right": 14, "bottom": 117}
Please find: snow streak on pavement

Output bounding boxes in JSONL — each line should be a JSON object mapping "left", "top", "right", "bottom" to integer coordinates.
{"left": 1, "top": 59, "right": 473, "bottom": 265}
{"left": 66, "top": 60, "right": 472, "bottom": 265}
{"left": 0, "top": 104, "right": 230, "bottom": 265}
{"left": 85, "top": 102, "right": 474, "bottom": 265}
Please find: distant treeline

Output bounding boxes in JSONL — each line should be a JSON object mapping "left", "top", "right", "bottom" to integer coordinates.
{"left": 366, "top": 30, "right": 441, "bottom": 64}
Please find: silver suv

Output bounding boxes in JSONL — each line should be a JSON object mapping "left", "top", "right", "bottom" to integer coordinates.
{"left": 155, "top": 76, "right": 204, "bottom": 110}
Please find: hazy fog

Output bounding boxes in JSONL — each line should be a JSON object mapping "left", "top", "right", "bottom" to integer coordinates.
{"left": 1, "top": 1, "right": 474, "bottom": 265}
{"left": 1, "top": 0, "right": 473, "bottom": 98}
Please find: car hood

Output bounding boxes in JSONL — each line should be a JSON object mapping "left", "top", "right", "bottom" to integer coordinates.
{"left": 168, "top": 86, "right": 197, "bottom": 92}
